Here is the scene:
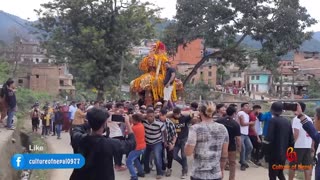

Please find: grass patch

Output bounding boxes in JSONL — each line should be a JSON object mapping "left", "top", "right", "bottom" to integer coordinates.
{"left": 29, "top": 132, "right": 50, "bottom": 180}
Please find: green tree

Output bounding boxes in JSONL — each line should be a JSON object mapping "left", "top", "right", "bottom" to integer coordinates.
{"left": 184, "top": 82, "right": 211, "bottom": 101}
{"left": 308, "top": 78, "right": 320, "bottom": 98}
{"left": 160, "top": 22, "right": 179, "bottom": 57}
{"left": 173, "top": 0, "right": 317, "bottom": 84}
{"left": 0, "top": 60, "right": 10, "bottom": 83}
{"left": 35, "top": 0, "right": 159, "bottom": 100}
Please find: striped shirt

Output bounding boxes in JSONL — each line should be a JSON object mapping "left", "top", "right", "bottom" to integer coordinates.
{"left": 143, "top": 119, "right": 165, "bottom": 145}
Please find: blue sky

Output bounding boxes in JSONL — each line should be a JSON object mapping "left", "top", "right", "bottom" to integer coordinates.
{"left": 1, "top": 0, "right": 319, "bottom": 31}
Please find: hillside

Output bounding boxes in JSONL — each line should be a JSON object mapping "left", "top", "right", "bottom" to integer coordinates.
{"left": 0, "top": 11, "right": 37, "bottom": 43}
{"left": 1, "top": 10, "right": 320, "bottom": 53}
{"left": 313, "top": 32, "right": 320, "bottom": 41}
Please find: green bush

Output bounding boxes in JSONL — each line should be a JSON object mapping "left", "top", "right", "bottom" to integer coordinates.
{"left": 16, "top": 88, "right": 53, "bottom": 113}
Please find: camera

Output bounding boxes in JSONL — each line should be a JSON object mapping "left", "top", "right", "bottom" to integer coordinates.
{"left": 283, "top": 102, "right": 298, "bottom": 111}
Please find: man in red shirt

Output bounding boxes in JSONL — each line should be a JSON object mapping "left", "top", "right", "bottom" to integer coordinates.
{"left": 248, "top": 105, "right": 262, "bottom": 166}
{"left": 126, "top": 114, "right": 146, "bottom": 180}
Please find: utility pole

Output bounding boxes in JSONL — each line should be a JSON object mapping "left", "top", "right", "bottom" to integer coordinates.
{"left": 12, "top": 37, "right": 22, "bottom": 78}
{"left": 280, "top": 67, "right": 283, "bottom": 99}
{"left": 119, "top": 52, "right": 125, "bottom": 91}
{"left": 290, "top": 62, "right": 299, "bottom": 100}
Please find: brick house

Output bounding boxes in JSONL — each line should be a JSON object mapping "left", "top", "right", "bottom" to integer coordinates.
{"left": 17, "top": 64, "right": 75, "bottom": 96}
{"left": 172, "top": 39, "right": 204, "bottom": 66}
{"left": 294, "top": 51, "right": 320, "bottom": 78}
{"left": 173, "top": 39, "right": 218, "bottom": 87}
{"left": 3, "top": 38, "right": 76, "bottom": 97}
{"left": 224, "top": 63, "right": 246, "bottom": 88}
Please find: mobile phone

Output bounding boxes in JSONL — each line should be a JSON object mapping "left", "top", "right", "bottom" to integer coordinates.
{"left": 283, "top": 102, "right": 298, "bottom": 111}
{"left": 111, "top": 114, "right": 125, "bottom": 122}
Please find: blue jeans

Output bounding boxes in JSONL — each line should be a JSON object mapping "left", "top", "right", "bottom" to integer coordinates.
{"left": 56, "top": 124, "right": 62, "bottom": 138}
{"left": 126, "top": 149, "right": 145, "bottom": 179}
{"left": 173, "top": 138, "right": 188, "bottom": 173}
{"left": 240, "top": 135, "right": 253, "bottom": 165}
{"left": 144, "top": 142, "right": 163, "bottom": 175}
{"left": 7, "top": 108, "right": 15, "bottom": 128}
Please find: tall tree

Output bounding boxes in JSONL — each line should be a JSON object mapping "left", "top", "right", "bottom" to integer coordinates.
{"left": 0, "top": 61, "right": 10, "bottom": 83}
{"left": 160, "top": 22, "right": 179, "bottom": 57}
{"left": 308, "top": 78, "right": 320, "bottom": 98}
{"left": 173, "top": 0, "right": 317, "bottom": 84}
{"left": 34, "top": 0, "right": 158, "bottom": 100}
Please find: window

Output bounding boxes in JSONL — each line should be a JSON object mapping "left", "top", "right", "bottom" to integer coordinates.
{"left": 18, "top": 79, "right": 23, "bottom": 84}
{"left": 36, "top": 59, "right": 39, "bottom": 63}
{"left": 60, "top": 80, "right": 64, "bottom": 86}
{"left": 209, "top": 66, "right": 212, "bottom": 69}
{"left": 251, "top": 76, "right": 255, "bottom": 80}
{"left": 200, "top": 71, "right": 203, "bottom": 75}
{"left": 238, "top": 81, "right": 241, "bottom": 87}
{"left": 256, "top": 84, "right": 259, "bottom": 91}
{"left": 208, "top": 71, "right": 212, "bottom": 77}
{"left": 238, "top": 73, "right": 241, "bottom": 77}
{"left": 233, "top": 73, "right": 236, "bottom": 77}
{"left": 233, "top": 81, "right": 236, "bottom": 85}
{"left": 256, "top": 76, "right": 260, "bottom": 80}
{"left": 36, "top": 75, "right": 39, "bottom": 78}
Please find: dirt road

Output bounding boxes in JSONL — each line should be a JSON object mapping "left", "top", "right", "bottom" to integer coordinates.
{"left": 45, "top": 131, "right": 283, "bottom": 180}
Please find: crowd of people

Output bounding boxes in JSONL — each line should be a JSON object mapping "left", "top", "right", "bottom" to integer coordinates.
{"left": 3, "top": 78, "right": 320, "bottom": 180}
{"left": 30, "top": 98, "right": 312, "bottom": 180}
{"left": 57, "top": 99, "right": 320, "bottom": 180}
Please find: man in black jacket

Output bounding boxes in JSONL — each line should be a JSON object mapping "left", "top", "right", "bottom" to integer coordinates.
{"left": 5, "top": 78, "right": 16, "bottom": 130}
{"left": 70, "top": 107, "right": 136, "bottom": 180}
{"left": 264, "top": 102, "right": 294, "bottom": 180}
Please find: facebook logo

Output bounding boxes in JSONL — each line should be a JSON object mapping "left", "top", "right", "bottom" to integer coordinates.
{"left": 11, "top": 154, "right": 25, "bottom": 169}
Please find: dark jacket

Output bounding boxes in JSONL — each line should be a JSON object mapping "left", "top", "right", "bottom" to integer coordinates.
{"left": 302, "top": 119, "right": 320, "bottom": 145}
{"left": 264, "top": 116, "right": 294, "bottom": 163}
{"left": 6, "top": 89, "right": 16, "bottom": 109}
{"left": 54, "top": 111, "right": 64, "bottom": 125}
{"left": 70, "top": 124, "right": 136, "bottom": 180}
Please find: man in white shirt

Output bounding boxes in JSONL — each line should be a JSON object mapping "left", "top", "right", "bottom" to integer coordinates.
{"left": 289, "top": 102, "right": 313, "bottom": 180}
{"left": 69, "top": 101, "right": 77, "bottom": 125}
{"left": 237, "top": 103, "right": 254, "bottom": 171}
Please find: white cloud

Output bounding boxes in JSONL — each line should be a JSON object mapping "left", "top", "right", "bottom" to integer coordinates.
{"left": 0, "top": 0, "right": 45, "bottom": 20}
{"left": 0, "top": 0, "right": 319, "bottom": 31}
{"left": 300, "top": 0, "right": 320, "bottom": 31}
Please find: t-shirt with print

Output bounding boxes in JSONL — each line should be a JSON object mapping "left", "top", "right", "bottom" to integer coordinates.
{"left": 248, "top": 112, "right": 258, "bottom": 136}
{"left": 237, "top": 111, "right": 250, "bottom": 135}
{"left": 216, "top": 116, "right": 241, "bottom": 151}
{"left": 292, "top": 115, "right": 312, "bottom": 148}
{"left": 171, "top": 115, "right": 192, "bottom": 140}
{"left": 186, "top": 121, "right": 229, "bottom": 179}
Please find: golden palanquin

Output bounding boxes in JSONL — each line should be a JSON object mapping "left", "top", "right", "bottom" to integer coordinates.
{"left": 130, "top": 41, "right": 183, "bottom": 104}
